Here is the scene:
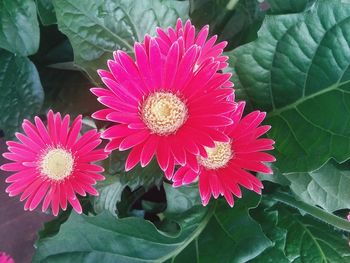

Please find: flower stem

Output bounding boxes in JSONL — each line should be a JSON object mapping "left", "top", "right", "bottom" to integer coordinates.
{"left": 226, "top": 0, "right": 239, "bottom": 10}
{"left": 270, "top": 192, "right": 350, "bottom": 232}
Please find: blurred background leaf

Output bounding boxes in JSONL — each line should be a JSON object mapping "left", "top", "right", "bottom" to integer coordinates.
{"left": 52, "top": 0, "right": 189, "bottom": 83}
{"left": 36, "top": 0, "right": 57, "bottom": 26}
{"left": 0, "top": 50, "right": 44, "bottom": 139}
{"left": 0, "top": 0, "right": 40, "bottom": 56}
{"left": 190, "top": 0, "right": 267, "bottom": 50}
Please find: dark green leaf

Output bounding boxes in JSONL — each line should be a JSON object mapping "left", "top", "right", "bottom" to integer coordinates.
{"left": 278, "top": 206, "right": 350, "bottom": 262}
{"left": 172, "top": 191, "right": 272, "bottom": 263}
{"left": 249, "top": 205, "right": 289, "bottom": 263}
{"left": 284, "top": 161, "right": 350, "bottom": 212}
{"left": 0, "top": 0, "right": 39, "bottom": 56}
{"left": 190, "top": 0, "right": 266, "bottom": 49}
{"left": 163, "top": 183, "right": 202, "bottom": 214}
{"left": 36, "top": 0, "right": 57, "bottom": 25}
{"left": 259, "top": 160, "right": 350, "bottom": 212}
{"left": 230, "top": 0, "right": 350, "bottom": 172}
{"left": 38, "top": 210, "right": 71, "bottom": 239}
{"left": 0, "top": 50, "right": 44, "bottom": 138}
{"left": 258, "top": 164, "right": 290, "bottom": 187}
{"left": 249, "top": 248, "right": 290, "bottom": 263}
{"left": 52, "top": 0, "right": 189, "bottom": 83}
{"left": 267, "top": 0, "right": 316, "bottom": 14}
{"left": 34, "top": 182, "right": 271, "bottom": 263}
{"left": 34, "top": 183, "right": 213, "bottom": 262}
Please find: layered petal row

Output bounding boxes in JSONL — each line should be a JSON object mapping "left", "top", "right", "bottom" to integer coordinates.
{"left": 1, "top": 111, "right": 107, "bottom": 215}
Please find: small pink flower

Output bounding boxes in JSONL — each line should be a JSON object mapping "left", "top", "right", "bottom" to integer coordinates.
{"left": 1, "top": 111, "right": 107, "bottom": 216}
{"left": 91, "top": 23, "right": 235, "bottom": 178}
{"left": 347, "top": 213, "right": 350, "bottom": 221}
{"left": 172, "top": 102, "right": 275, "bottom": 207}
{"left": 0, "top": 252, "right": 14, "bottom": 263}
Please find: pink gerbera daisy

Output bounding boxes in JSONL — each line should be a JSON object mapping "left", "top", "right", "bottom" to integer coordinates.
{"left": 172, "top": 102, "right": 275, "bottom": 207}
{"left": 0, "top": 252, "right": 14, "bottom": 263}
{"left": 91, "top": 27, "right": 235, "bottom": 178}
{"left": 0, "top": 110, "right": 107, "bottom": 216}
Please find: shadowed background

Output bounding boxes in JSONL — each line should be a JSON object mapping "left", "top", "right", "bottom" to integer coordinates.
{"left": 0, "top": 139, "right": 53, "bottom": 263}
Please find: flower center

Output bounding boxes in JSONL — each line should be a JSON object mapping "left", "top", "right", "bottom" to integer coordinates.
{"left": 141, "top": 92, "right": 188, "bottom": 135}
{"left": 40, "top": 148, "right": 74, "bottom": 181}
{"left": 199, "top": 142, "right": 232, "bottom": 170}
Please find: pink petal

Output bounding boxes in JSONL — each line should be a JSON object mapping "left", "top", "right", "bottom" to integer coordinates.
{"left": 125, "top": 143, "right": 143, "bottom": 171}
{"left": 66, "top": 115, "right": 82, "bottom": 148}
{"left": 140, "top": 136, "right": 158, "bottom": 167}
{"left": 119, "top": 130, "right": 150, "bottom": 151}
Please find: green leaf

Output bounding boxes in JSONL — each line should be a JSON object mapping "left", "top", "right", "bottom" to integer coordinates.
{"left": 277, "top": 206, "right": 350, "bottom": 262}
{"left": 230, "top": 0, "right": 350, "bottom": 172}
{"left": 267, "top": 0, "right": 316, "bottom": 14}
{"left": 260, "top": 161, "right": 350, "bottom": 212}
{"left": 249, "top": 204, "right": 289, "bottom": 263}
{"left": 249, "top": 248, "right": 290, "bottom": 263}
{"left": 190, "top": 0, "right": 266, "bottom": 49}
{"left": 93, "top": 154, "right": 163, "bottom": 216}
{"left": 171, "top": 191, "right": 272, "bottom": 263}
{"left": 0, "top": 0, "right": 40, "bottom": 56}
{"left": 285, "top": 161, "right": 350, "bottom": 212}
{"left": 251, "top": 199, "right": 350, "bottom": 263}
{"left": 163, "top": 183, "right": 202, "bottom": 214}
{"left": 258, "top": 164, "right": 290, "bottom": 186}
{"left": 33, "top": 209, "right": 213, "bottom": 262}
{"left": 0, "top": 50, "right": 44, "bottom": 138}
{"left": 36, "top": 0, "right": 57, "bottom": 25}
{"left": 34, "top": 183, "right": 213, "bottom": 263}
{"left": 34, "top": 182, "right": 270, "bottom": 262}
{"left": 52, "top": 0, "right": 189, "bottom": 83}
{"left": 38, "top": 210, "right": 71, "bottom": 239}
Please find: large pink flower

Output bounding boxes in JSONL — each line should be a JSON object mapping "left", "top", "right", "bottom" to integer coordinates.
{"left": 91, "top": 31, "right": 235, "bottom": 178}
{"left": 1, "top": 111, "right": 107, "bottom": 216}
{"left": 172, "top": 102, "right": 275, "bottom": 207}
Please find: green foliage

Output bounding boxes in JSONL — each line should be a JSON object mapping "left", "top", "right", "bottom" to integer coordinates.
{"left": 231, "top": 0, "right": 350, "bottom": 173}
{"left": 190, "top": 0, "right": 266, "bottom": 49}
{"left": 36, "top": 0, "right": 57, "bottom": 25}
{"left": 272, "top": 161, "right": 350, "bottom": 213}
{"left": 171, "top": 191, "right": 271, "bottom": 263}
{"left": 250, "top": 204, "right": 350, "bottom": 262}
{"left": 0, "top": 0, "right": 40, "bottom": 56}
{"left": 52, "top": 0, "right": 189, "bottom": 83}
{"left": 267, "top": 0, "right": 316, "bottom": 14}
{"left": 34, "top": 184, "right": 212, "bottom": 262}
{"left": 34, "top": 186, "right": 270, "bottom": 263}
{"left": 0, "top": 50, "right": 44, "bottom": 138}
{"left": 278, "top": 206, "right": 350, "bottom": 262}
{"left": 260, "top": 159, "right": 350, "bottom": 213}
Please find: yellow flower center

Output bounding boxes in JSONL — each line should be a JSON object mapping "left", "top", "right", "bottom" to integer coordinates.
{"left": 40, "top": 148, "right": 74, "bottom": 181}
{"left": 199, "top": 142, "right": 232, "bottom": 170}
{"left": 141, "top": 92, "right": 188, "bottom": 135}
